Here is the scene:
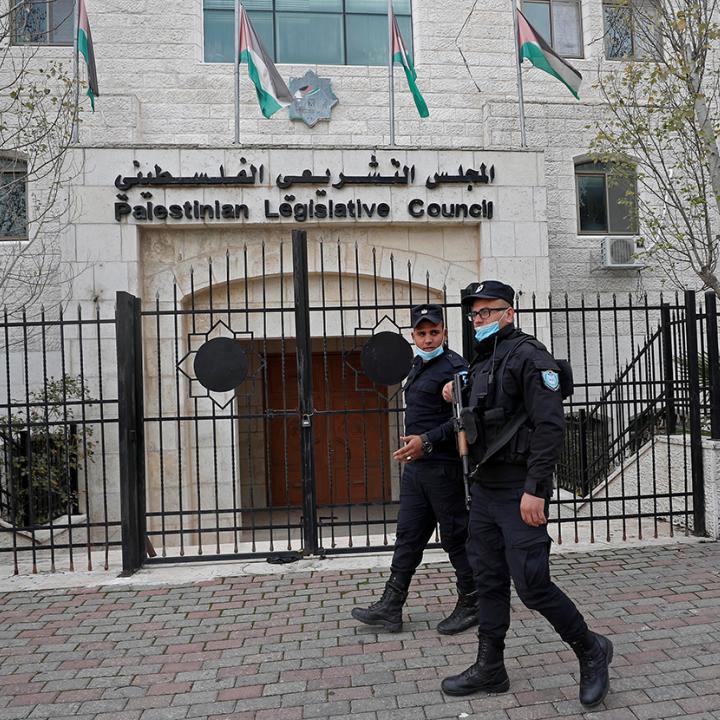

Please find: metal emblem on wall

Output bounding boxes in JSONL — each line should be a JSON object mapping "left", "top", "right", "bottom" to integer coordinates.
{"left": 288, "top": 70, "right": 338, "bottom": 128}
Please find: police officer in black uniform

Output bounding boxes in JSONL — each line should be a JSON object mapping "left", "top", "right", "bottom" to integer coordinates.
{"left": 439, "top": 281, "right": 613, "bottom": 709}
{"left": 351, "top": 303, "right": 479, "bottom": 635}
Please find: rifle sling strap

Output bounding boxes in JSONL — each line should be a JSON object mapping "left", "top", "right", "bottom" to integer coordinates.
{"left": 476, "top": 335, "right": 533, "bottom": 466}
{"left": 477, "top": 408, "right": 529, "bottom": 465}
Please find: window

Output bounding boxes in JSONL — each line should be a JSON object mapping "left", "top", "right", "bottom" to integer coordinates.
{"left": 203, "top": 0, "right": 413, "bottom": 65}
{"left": 575, "top": 161, "right": 638, "bottom": 235}
{"left": 522, "top": 0, "right": 583, "bottom": 57}
{"left": 12, "top": 0, "right": 74, "bottom": 46}
{"left": 0, "top": 158, "right": 28, "bottom": 241}
{"left": 603, "top": 1, "right": 659, "bottom": 60}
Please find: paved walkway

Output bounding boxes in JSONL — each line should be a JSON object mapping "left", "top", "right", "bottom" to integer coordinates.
{"left": 1, "top": 540, "right": 720, "bottom": 720}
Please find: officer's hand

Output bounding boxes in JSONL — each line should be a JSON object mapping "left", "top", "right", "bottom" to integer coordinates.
{"left": 393, "top": 435, "right": 423, "bottom": 463}
{"left": 520, "top": 493, "right": 547, "bottom": 527}
{"left": 442, "top": 381, "right": 453, "bottom": 403}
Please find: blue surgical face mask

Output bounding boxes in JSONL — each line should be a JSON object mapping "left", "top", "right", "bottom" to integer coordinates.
{"left": 474, "top": 321, "right": 501, "bottom": 343}
{"left": 415, "top": 345, "right": 445, "bottom": 362}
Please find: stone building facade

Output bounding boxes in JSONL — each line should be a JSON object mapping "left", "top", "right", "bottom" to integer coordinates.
{"left": 3, "top": 0, "right": 679, "bottom": 310}
{"left": 4, "top": 0, "right": 711, "bottom": 557}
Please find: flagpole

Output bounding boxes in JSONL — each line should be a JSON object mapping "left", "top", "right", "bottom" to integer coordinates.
{"left": 234, "top": 0, "right": 241, "bottom": 144}
{"left": 511, "top": 1, "right": 527, "bottom": 147}
{"left": 72, "top": 0, "right": 80, "bottom": 144}
{"left": 387, "top": 0, "right": 395, "bottom": 146}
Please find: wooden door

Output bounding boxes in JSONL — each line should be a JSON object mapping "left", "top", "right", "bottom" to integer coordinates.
{"left": 267, "top": 352, "right": 391, "bottom": 506}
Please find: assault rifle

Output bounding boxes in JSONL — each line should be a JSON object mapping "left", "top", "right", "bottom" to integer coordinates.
{"left": 452, "top": 372, "right": 472, "bottom": 509}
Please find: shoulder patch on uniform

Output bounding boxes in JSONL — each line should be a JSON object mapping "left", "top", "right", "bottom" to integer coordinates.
{"left": 541, "top": 369, "right": 560, "bottom": 392}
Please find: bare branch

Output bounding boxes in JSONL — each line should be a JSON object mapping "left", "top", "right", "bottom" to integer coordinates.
{"left": 592, "top": 0, "right": 720, "bottom": 296}
{"left": 1, "top": 0, "right": 84, "bottom": 332}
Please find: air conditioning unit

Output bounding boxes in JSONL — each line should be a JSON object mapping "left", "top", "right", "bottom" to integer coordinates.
{"left": 600, "top": 236, "right": 644, "bottom": 269}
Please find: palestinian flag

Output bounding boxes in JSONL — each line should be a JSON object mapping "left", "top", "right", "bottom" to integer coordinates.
{"left": 239, "top": 6, "right": 292, "bottom": 118}
{"left": 77, "top": 0, "right": 99, "bottom": 110}
{"left": 517, "top": 9, "right": 582, "bottom": 99}
{"left": 391, "top": 13, "right": 429, "bottom": 118}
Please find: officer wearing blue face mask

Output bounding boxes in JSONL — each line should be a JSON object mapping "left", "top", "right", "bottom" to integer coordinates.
{"left": 351, "top": 303, "right": 478, "bottom": 635}
{"left": 439, "top": 280, "right": 613, "bottom": 709}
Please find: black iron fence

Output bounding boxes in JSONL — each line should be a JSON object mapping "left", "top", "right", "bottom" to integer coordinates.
{"left": 1, "top": 229, "right": 719, "bottom": 575}
{"left": 0, "top": 306, "right": 120, "bottom": 574}
{"left": 519, "top": 292, "right": 719, "bottom": 544}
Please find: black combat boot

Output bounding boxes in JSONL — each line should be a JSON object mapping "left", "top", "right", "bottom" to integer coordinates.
{"left": 351, "top": 579, "right": 408, "bottom": 633}
{"left": 437, "top": 588, "right": 480, "bottom": 635}
{"left": 441, "top": 635, "right": 510, "bottom": 696}
{"left": 569, "top": 631, "right": 613, "bottom": 707}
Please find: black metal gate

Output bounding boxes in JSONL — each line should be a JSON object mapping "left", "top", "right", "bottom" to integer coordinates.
{"left": 117, "top": 229, "right": 448, "bottom": 569}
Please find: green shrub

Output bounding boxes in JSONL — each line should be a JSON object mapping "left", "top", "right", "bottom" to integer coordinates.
{"left": 0, "top": 375, "right": 96, "bottom": 527}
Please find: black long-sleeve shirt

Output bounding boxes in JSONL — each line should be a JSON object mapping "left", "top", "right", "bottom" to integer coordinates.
{"left": 403, "top": 347, "right": 468, "bottom": 464}
{"left": 466, "top": 325, "right": 566, "bottom": 496}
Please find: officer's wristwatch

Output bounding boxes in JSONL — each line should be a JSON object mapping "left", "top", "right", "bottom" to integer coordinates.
{"left": 420, "top": 434, "right": 433, "bottom": 455}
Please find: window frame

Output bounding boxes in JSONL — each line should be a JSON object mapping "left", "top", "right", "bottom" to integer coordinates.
{"left": 602, "top": 0, "right": 660, "bottom": 61}
{"left": 202, "top": 0, "right": 414, "bottom": 66}
{"left": 11, "top": 0, "right": 75, "bottom": 47}
{"left": 0, "top": 157, "right": 29, "bottom": 242}
{"left": 602, "top": 0, "right": 634, "bottom": 60}
{"left": 575, "top": 160, "right": 639, "bottom": 236}
{"left": 521, "top": 0, "right": 585, "bottom": 59}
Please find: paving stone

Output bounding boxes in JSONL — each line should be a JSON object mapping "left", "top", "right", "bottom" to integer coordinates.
{"left": 628, "top": 700, "right": 686, "bottom": 719}
{"left": 2, "top": 542, "right": 720, "bottom": 720}
{"left": 183, "top": 702, "right": 238, "bottom": 718}
{"left": 302, "top": 700, "right": 352, "bottom": 717}
{"left": 168, "top": 692, "right": 217, "bottom": 707}
{"left": 0, "top": 710, "right": 33, "bottom": 720}
{"left": 27, "top": 703, "right": 82, "bottom": 718}
{"left": 377, "top": 709, "right": 428, "bottom": 720}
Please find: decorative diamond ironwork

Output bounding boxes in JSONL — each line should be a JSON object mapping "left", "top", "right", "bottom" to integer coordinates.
{"left": 343, "top": 315, "right": 413, "bottom": 401}
{"left": 176, "top": 319, "right": 264, "bottom": 410}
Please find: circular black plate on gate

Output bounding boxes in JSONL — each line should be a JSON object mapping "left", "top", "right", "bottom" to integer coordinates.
{"left": 361, "top": 331, "right": 414, "bottom": 386}
{"left": 193, "top": 337, "right": 249, "bottom": 392}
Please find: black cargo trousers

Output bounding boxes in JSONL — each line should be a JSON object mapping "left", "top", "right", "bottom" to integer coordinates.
{"left": 466, "top": 483, "right": 588, "bottom": 643}
{"left": 389, "top": 460, "right": 475, "bottom": 593}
